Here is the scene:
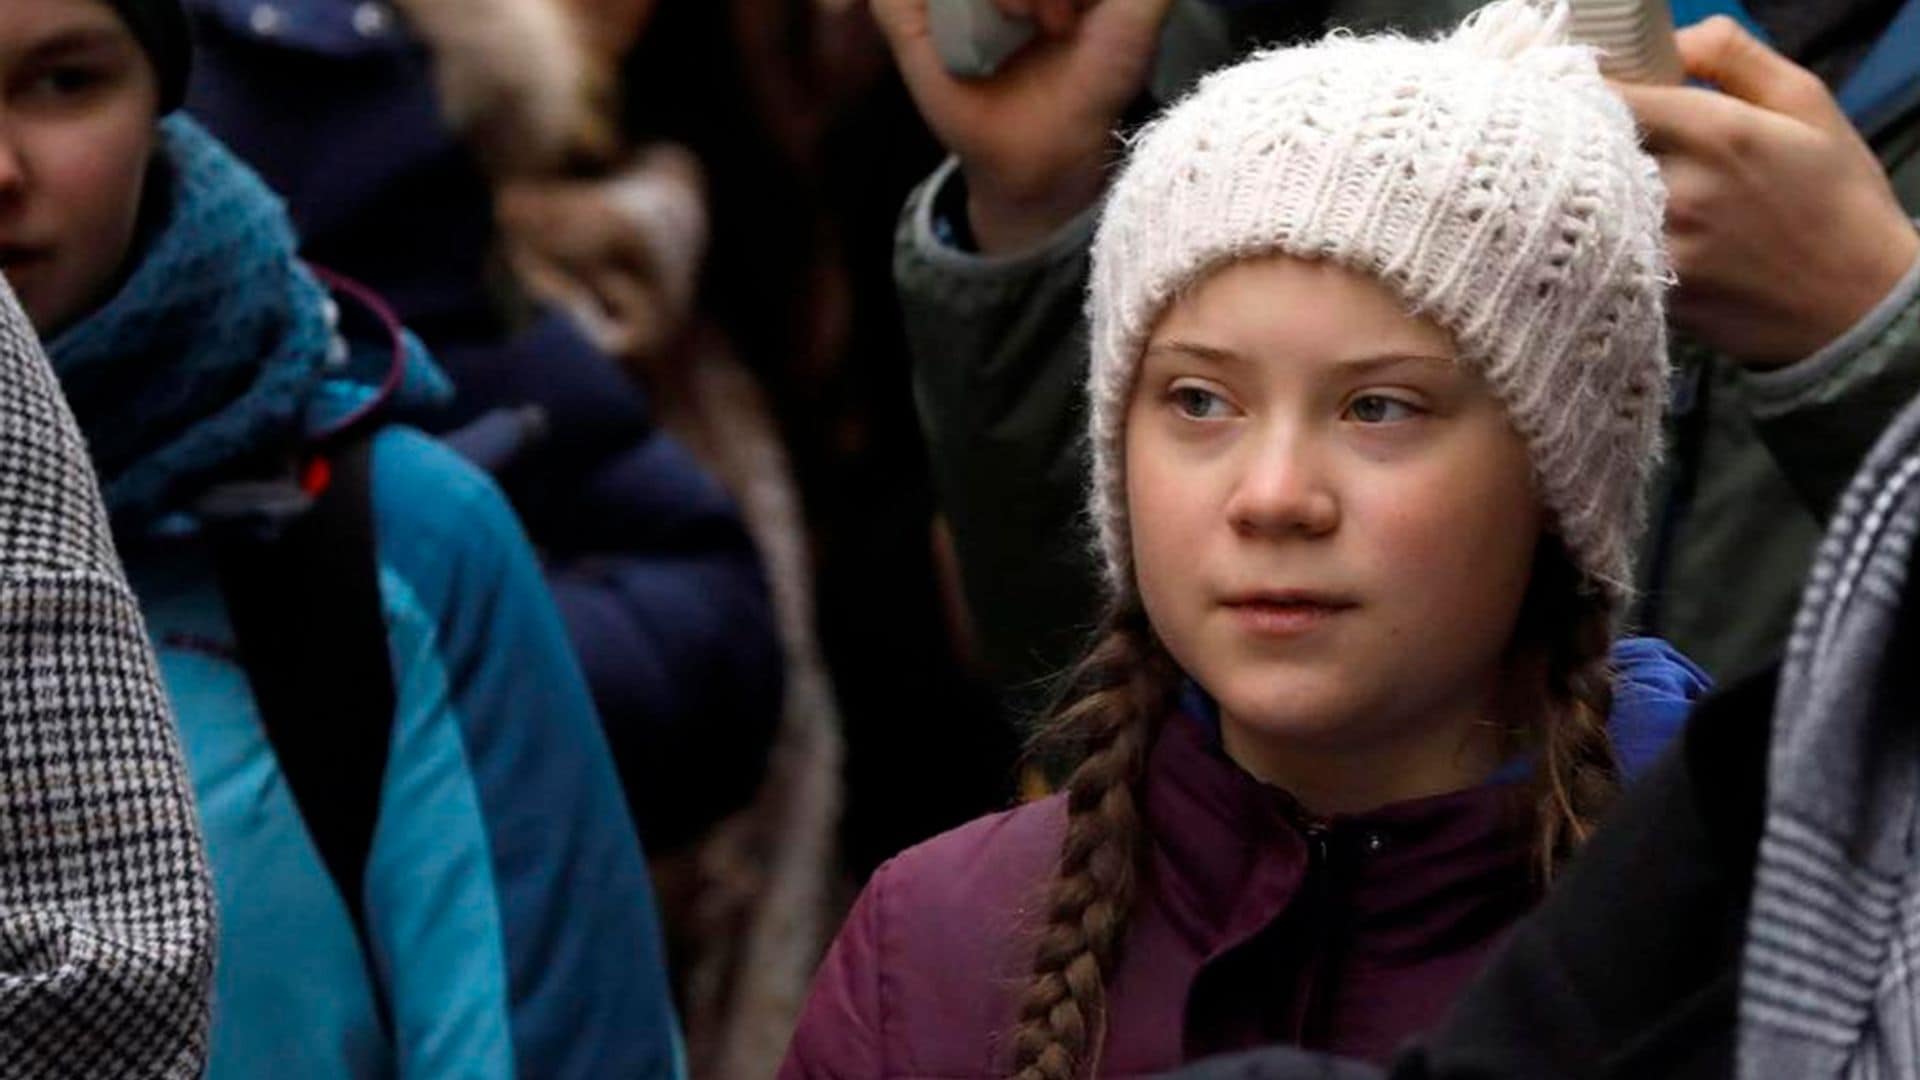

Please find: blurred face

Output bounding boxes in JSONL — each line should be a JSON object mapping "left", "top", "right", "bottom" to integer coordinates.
{"left": 0, "top": 0, "right": 158, "bottom": 336}
{"left": 1126, "top": 256, "right": 1544, "bottom": 812}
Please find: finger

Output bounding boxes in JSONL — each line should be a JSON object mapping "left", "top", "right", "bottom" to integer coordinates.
{"left": 591, "top": 266, "right": 656, "bottom": 326}
{"left": 1034, "top": 0, "right": 1078, "bottom": 35}
{"left": 870, "top": 0, "right": 962, "bottom": 93}
{"left": 1079, "top": 0, "right": 1176, "bottom": 43}
{"left": 1651, "top": 152, "right": 1716, "bottom": 241}
{"left": 868, "top": 0, "right": 920, "bottom": 42}
{"left": 608, "top": 229, "right": 660, "bottom": 282}
{"left": 1675, "top": 16, "right": 1847, "bottom": 131}
{"left": 1611, "top": 80, "right": 1741, "bottom": 153}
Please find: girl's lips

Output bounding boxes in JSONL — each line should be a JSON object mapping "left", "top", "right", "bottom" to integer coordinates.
{"left": 1221, "top": 596, "right": 1356, "bottom": 637}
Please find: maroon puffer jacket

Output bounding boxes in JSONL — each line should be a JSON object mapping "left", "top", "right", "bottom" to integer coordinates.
{"left": 781, "top": 711, "right": 1538, "bottom": 1078}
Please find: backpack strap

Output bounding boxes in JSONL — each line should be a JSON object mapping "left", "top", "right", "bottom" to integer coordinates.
{"left": 210, "top": 435, "right": 396, "bottom": 1022}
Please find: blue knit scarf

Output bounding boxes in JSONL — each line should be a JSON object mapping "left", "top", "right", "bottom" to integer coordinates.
{"left": 47, "top": 116, "right": 333, "bottom": 530}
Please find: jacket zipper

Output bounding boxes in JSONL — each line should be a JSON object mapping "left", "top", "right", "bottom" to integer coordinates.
{"left": 1286, "top": 819, "right": 1343, "bottom": 1048}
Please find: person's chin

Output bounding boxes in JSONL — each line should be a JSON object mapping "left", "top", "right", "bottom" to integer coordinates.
{"left": 0, "top": 269, "right": 59, "bottom": 334}
{"left": 0, "top": 260, "right": 37, "bottom": 294}
{"left": 24, "top": 283, "right": 90, "bottom": 339}
{"left": 1207, "top": 665, "right": 1370, "bottom": 741}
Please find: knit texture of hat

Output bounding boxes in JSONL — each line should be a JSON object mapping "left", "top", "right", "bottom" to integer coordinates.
{"left": 1087, "top": 0, "right": 1671, "bottom": 607}
{"left": 105, "top": 0, "right": 192, "bottom": 113}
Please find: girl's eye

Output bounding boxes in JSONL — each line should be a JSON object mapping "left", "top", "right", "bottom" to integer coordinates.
{"left": 20, "top": 66, "right": 109, "bottom": 102}
{"left": 1170, "top": 385, "right": 1233, "bottom": 420}
{"left": 1345, "top": 394, "right": 1421, "bottom": 424}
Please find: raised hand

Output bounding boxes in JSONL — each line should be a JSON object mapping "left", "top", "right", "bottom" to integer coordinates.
{"left": 873, "top": 0, "right": 1176, "bottom": 253}
{"left": 1616, "top": 16, "right": 1919, "bottom": 368}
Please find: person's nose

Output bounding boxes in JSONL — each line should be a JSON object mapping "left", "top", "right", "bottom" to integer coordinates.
{"left": 0, "top": 122, "right": 26, "bottom": 207}
{"left": 1224, "top": 424, "right": 1340, "bottom": 540}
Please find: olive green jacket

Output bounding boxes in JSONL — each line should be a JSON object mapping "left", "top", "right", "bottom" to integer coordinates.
{"left": 897, "top": 4, "right": 1920, "bottom": 712}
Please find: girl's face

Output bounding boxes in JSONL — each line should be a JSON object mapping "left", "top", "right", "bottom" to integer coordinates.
{"left": 1126, "top": 255, "right": 1544, "bottom": 811}
{"left": 0, "top": 0, "right": 157, "bottom": 336}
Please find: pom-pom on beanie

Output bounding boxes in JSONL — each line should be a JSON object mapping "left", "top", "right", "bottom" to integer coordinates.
{"left": 1086, "top": 0, "right": 1671, "bottom": 608}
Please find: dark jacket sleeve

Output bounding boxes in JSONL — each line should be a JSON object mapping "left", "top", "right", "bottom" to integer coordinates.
{"left": 542, "top": 427, "right": 783, "bottom": 852}
{"left": 779, "top": 858, "right": 894, "bottom": 1078}
{"left": 1739, "top": 240, "right": 1920, "bottom": 521}
{"left": 433, "top": 315, "right": 783, "bottom": 852}
{"left": 895, "top": 158, "right": 1106, "bottom": 715}
{"left": 1729, "top": 125, "right": 1920, "bottom": 521}
{"left": 0, "top": 278, "right": 216, "bottom": 1076}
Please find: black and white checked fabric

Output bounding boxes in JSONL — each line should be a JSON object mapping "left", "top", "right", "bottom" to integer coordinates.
{"left": 1740, "top": 381, "right": 1920, "bottom": 1079}
{"left": 0, "top": 280, "right": 214, "bottom": 1077}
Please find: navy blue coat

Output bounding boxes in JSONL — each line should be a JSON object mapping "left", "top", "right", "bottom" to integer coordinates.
{"left": 182, "top": 0, "right": 783, "bottom": 851}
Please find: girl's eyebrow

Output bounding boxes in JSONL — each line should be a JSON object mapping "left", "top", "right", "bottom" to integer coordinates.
{"left": 1142, "top": 342, "right": 1455, "bottom": 374}
{"left": 22, "top": 26, "right": 133, "bottom": 62}
{"left": 1334, "top": 352, "right": 1457, "bottom": 376}
{"left": 1141, "top": 341, "right": 1245, "bottom": 368}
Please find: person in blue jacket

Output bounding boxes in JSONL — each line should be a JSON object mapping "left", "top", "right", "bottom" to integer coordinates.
{"left": 178, "top": 0, "right": 786, "bottom": 855}
{"left": 0, "top": 0, "right": 686, "bottom": 1075}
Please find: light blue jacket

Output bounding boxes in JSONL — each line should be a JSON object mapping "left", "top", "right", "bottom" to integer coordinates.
{"left": 131, "top": 426, "right": 685, "bottom": 1079}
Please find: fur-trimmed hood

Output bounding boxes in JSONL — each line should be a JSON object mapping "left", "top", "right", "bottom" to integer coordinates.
{"left": 391, "top": 0, "right": 609, "bottom": 175}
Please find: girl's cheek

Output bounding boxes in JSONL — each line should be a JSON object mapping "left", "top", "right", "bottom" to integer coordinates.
{"left": 1356, "top": 460, "right": 1520, "bottom": 580}
{"left": 56, "top": 121, "right": 148, "bottom": 235}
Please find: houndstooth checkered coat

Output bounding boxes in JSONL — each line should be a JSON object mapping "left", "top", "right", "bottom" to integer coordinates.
{"left": 0, "top": 278, "right": 214, "bottom": 1077}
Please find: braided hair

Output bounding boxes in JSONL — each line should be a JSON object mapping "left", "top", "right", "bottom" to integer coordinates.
{"left": 1522, "top": 537, "right": 1621, "bottom": 878}
{"left": 1007, "top": 601, "right": 1175, "bottom": 1080}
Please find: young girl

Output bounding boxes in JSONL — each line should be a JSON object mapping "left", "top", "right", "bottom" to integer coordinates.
{"left": 0, "top": 1, "right": 683, "bottom": 1076}
{"left": 782, "top": 2, "right": 1705, "bottom": 1076}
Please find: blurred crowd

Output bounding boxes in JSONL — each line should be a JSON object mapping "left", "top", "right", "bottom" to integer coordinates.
{"left": 0, "top": 0, "right": 1914, "bottom": 1077}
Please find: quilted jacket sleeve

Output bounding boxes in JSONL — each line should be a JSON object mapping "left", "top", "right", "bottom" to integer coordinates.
{"left": 894, "top": 159, "right": 1106, "bottom": 715}
{"left": 365, "top": 427, "right": 686, "bottom": 1079}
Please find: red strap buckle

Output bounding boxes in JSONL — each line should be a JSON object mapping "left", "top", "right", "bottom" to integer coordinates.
{"left": 299, "top": 456, "right": 334, "bottom": 498}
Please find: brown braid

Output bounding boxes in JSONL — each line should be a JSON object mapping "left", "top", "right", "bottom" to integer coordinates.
{"left": 1518, "top": 538, "right": 1622, "bottom": 878}
{"left": 1008, "top": 602, "right": 1177, "bottom": 1080}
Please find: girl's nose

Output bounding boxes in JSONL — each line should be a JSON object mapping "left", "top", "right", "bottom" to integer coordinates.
{"left": 1225, "top": 432, "right": 1340, "bottom": 540}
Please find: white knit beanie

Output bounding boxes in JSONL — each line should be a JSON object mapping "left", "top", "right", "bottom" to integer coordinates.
{"left": 1087, "top": 0, "right": 1671, "bottom": 608}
